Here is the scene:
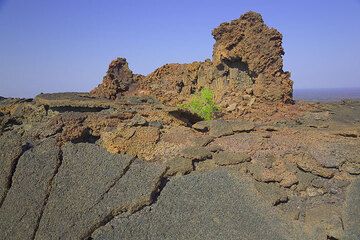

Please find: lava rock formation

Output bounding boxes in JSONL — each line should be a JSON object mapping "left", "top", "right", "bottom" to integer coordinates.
{"left": 91, "top": 11, "right": 293, "bottom": 118}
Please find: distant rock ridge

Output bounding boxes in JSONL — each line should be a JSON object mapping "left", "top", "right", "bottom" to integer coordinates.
{"left": 90, "top": 11, "right": 293, "bottom": 118}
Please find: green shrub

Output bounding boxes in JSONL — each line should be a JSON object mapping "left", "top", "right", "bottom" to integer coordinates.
{"left": 179, "top": 88, "right": 219, "bottom": 120}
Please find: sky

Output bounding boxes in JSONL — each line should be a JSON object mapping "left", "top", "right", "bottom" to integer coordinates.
{"left": 0, "top": 0, "right": 360, "bottom": 98}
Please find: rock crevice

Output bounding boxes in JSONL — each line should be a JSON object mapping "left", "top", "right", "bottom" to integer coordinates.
{"left": 0, "top": 138, "right": 60, "bottom": 240}
{"left": 32, "top": 148, "right": 64, "bottom": 240}
{"left": 0, "top": 140, "right": 32, "bottom": 208}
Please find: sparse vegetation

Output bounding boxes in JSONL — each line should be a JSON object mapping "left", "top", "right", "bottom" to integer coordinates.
{"left": 179, "top": 88, "right": 219, "bottom": 120}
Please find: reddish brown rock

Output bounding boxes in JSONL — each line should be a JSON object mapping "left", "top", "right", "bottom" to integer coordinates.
{"left": 52, "top": 112, "right": 88, "bottom": 144}
{"left": 211, "top": 11, "right": 293, "bottom": 103}
{"left": 136, "top": 62, "right": 202, "bottom": 105}
{"left": 90, "top": 11, "right": 294, "bottom": 119}
{"left": 101, "top": 125, "right": 160, "bottom": 161}
{"left": 136, "top": 11, "right": 293, "bottom": 115}
{"left": 296, "top": 154, "right": 335, "bottom": 179}
{"left": 90, "top": 58, "right": 142, "bottom": 99}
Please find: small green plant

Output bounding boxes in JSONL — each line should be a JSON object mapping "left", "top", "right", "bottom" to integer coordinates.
{"left": 179, "top": 88, "right": 219, "bottom": 120}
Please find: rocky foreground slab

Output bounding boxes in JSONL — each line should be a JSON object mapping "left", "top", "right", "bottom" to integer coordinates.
{"left": 91, "top": 170, "right": 306, "bottom": 240}
{"left": 0, "top": 94, "right": 360, "bottom": 239}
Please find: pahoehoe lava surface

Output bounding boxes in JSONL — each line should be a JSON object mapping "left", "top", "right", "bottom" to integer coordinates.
{"left": 91, "top": 170, "right": 307, "bottom": 240}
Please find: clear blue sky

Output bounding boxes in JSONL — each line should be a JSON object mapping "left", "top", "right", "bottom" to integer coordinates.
{"left": 0, "top": 0, "right": 360, "bottom": 98}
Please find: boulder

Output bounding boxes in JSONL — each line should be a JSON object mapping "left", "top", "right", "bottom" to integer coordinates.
{"left": 180, "top": 146, "right": 212, "bottom": 161}
{"left": 213, "top": 151, "right": 251, "bottom": 166}
{"left": 165, "top": 156, "right": 193, "bottom": 176}
{"left": 296, "top": 154, "right": 335, "bottom": 178}
{"left": 90, "top": 58, "right": 142, "bottom": 99}
{"left": 101, "top": 126, "right": 160, "bottom": 161}
{"left": 208, "top": 120, "right": 234, "bottom": 137}
{"left": 212, "top": 11, "right": 293, "bottom": 103}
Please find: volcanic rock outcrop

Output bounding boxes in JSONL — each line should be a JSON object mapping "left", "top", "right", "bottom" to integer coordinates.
{"left": 1, "top": 10, "right": 360, "bottom": 240}
{"left": 90, "top": 58, "right": 142, "bottom": 99}
{"left": 90, "top": 11, "right": 293, "bottom": 118}
{"left": 211, "top": 11, "right": 293, "bottom": 103}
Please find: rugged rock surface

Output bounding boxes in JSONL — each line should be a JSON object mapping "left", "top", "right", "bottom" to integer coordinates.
{"left": 0, "top": 131, "right": 27, "bottom": 205}
{"left": 135, "top": 12, "right": 293, "bottom": 118}
{"left": 213, "top": 151, "right": 251, "bottom": 166}
{"left": 90, "top": 12, "right": 294, "bottom": 119}
{"left": 137, "top": 62, "right": 202, "bottom": 106}
{"left": 0, "top": 95, "right": 360, "bottom": 239}
{"left": 90, "top": 58, "right": 142, "bottom": 99}
{"left": 0, "top": 139, "right": 167, "bottom": 240}
{"left": 91, "top": 170, "right": 308, "bottom": 240}
{"left": 0, "top": 139, "right": 60, "bottom": 240}
{"left": 211, "top": 11, "right": 293, "bottom": 103}
{"left": 34, "top": 143, "right": 165, "bottom": 240}
{"left": 101, "top": 125, "right": 161, "bottom": 160}
{"left": 1, "top": 11, "right": 360, "bottom": 240}
{"left": 344, "top": 179, "right": 360, "bottom": 239}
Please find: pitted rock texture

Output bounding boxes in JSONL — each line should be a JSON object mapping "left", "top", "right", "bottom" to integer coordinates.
{"left": 90, "top": 12, "right": 293, "bottom": 119}
{"left": 137, "top": 11, "right": 292, "bottom": 110}
{"left": 0, "top": 131, "right": 25, "bottom": 205}
{"left": 90, "top": 58, "right": 142, "bottom": 99}
{"left": 34, "top": 143, "right": 166, "bottom": 240}
{"left": 344, "top": 179, "right": 360, "bottom": 239}
{"left": 212, "top": 11, "right": 293, "bottom": 103}
{"left": 137, "top": 62, "right": 203, "bottom": 106}
{"left": 0, "top": 138, "right": 60, "bottom": 240}
{"left": 91, "top": 170, "right": 308, "bottom": 240}
{"left": 101, "top": 125, "right": 161, "bottom": 160}
{"left": 0, "top": 98, "right": 360, "bottom": 239}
